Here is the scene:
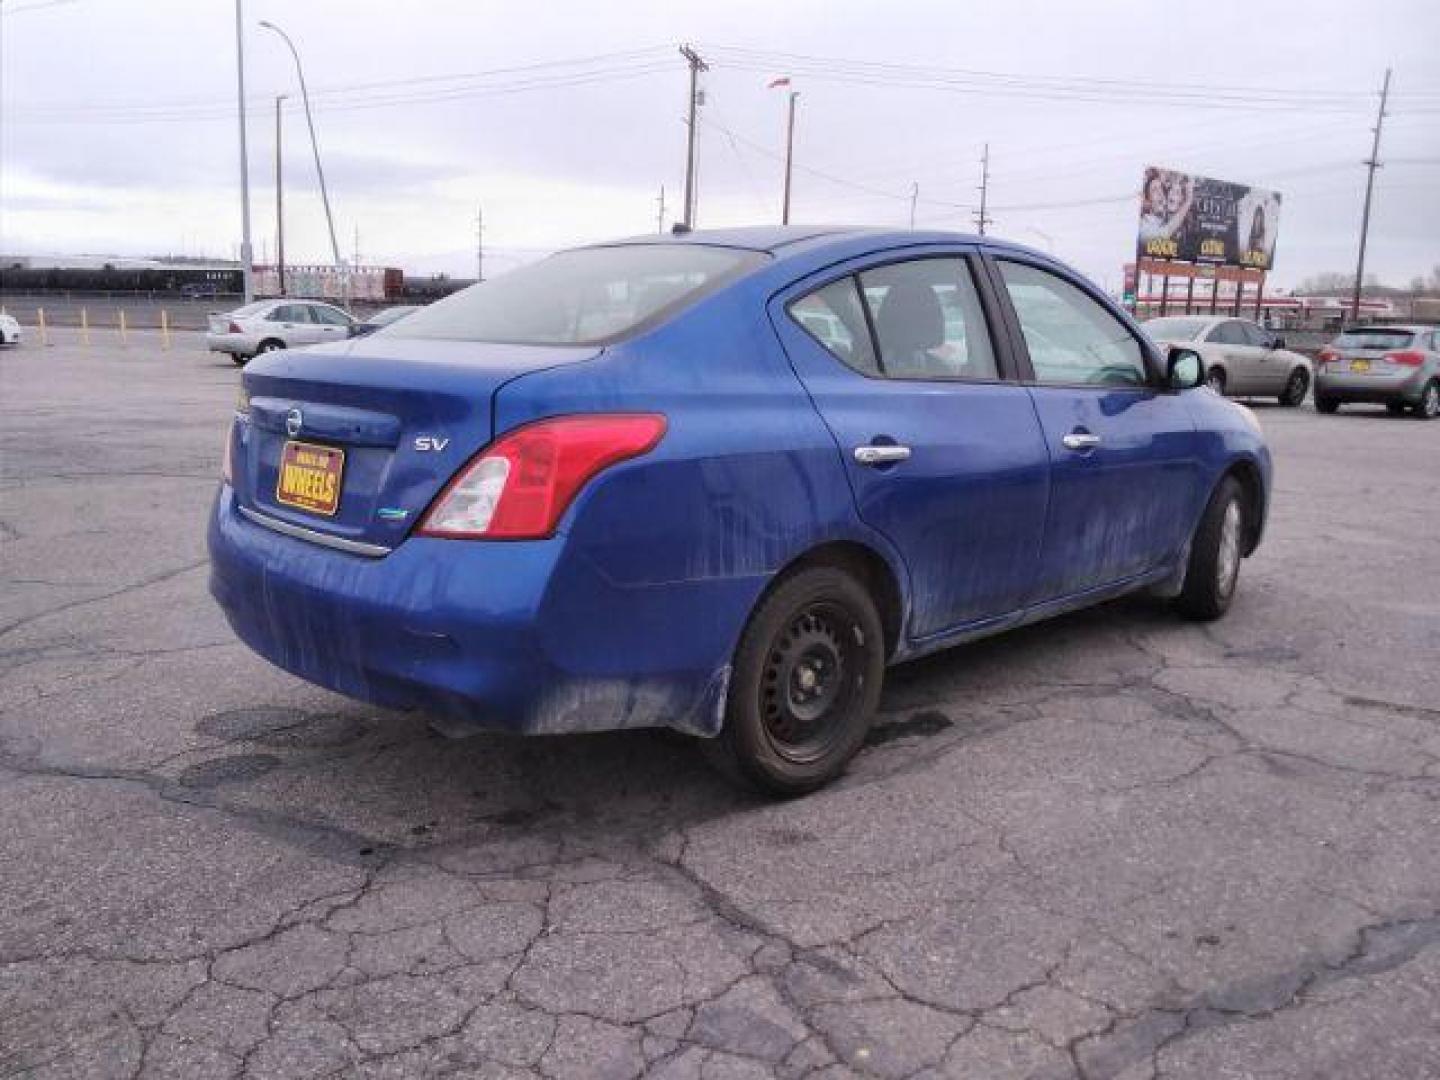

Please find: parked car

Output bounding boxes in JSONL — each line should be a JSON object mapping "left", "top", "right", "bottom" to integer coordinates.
{"left": 1142, "top": 315, "right": 1312, "bottom": 406}
{"left": 0, "top": 311, "right": 20, "bottom": 345}
{"left": 208, "top": 228, "right": 1271, "bottom": 795}
{"left": 180, "top": 282, "right": 220, "bottom": 300}
{"left": 1314, "top": 324, "right": 1440, "bottom": 419}
{"left": 350, "top": 304, "right": 420, "bottom": 338}
{"left": 205, "top": 299, "right": 355, "bottom": 365}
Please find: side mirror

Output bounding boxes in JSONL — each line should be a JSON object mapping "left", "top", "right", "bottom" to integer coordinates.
{"left": 1271, "top": 335, "right": 1286, "bottom": 351}
{"left": 1167, "top": 346, "right": 1204, "bottom": 390}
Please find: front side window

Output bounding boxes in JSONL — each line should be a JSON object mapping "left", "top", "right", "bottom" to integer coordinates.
{"left": 310, "top": 305, "right": 351, "bottom": 326}
{"left": 998, "top": 261, "right": 1147, "bottom": 387}
{"left": 386, "top": 244, "right": 766, "bottom": 346}
{"left": 1239, "top": 321, "right": 1271, "bottom": 347}
{"left": 788, "top": 277, "right": 878, "bottom": 375}
{"left": 858, "top": 258, "right": 998, "bottom": 380}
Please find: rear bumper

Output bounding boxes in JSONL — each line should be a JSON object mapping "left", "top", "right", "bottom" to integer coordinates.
{"left": 1315, "top": 368, "right": 1428, "bottom": 403}
{"left": 207, "top": 487, "right": 743, "bottom": 736}
{"left": 206, "top": 331, "right": 257, "bottom": 355}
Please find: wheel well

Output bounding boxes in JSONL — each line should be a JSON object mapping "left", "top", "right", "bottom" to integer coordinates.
{"left": 1225, "top": 460, "right": 1264, "bottom": 555}
{"left": 772, "top": 541, "right": 904, "bottom": 660}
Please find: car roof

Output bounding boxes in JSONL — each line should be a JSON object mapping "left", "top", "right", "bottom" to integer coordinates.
{"left": 1345, "top": 323, "right": 1430, "bottom": 333}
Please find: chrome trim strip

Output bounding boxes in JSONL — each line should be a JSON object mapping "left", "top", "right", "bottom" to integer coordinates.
{"left": 238, "top": 505, "right": 392, "bottom": 558}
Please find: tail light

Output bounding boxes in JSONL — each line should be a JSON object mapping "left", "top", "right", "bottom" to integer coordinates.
{"left": 417, "top": 414, "right": 667, "bottom": 540}
{"left": 1317, "top": 347, "right": 1339, "bottom": 364}
{"left": 1384, "top": 349, "right": 1424, "bottom": 366}
{"left": 228, "top": 320, "right": 243, "bottom": 334}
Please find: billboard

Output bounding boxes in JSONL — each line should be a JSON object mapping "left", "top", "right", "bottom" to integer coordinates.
{"left": 1138, "top": 167, "right": 1281, "bottom": 271}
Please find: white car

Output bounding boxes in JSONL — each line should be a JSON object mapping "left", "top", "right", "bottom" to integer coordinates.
{"left": 205, "top": 299, "right": 355, "bottom": 366}
{"left": 0, "top": 311, "right": 21, "bottom": 345}
{"left": 1143, "top": 315, "right": 1313, "bottom": 406}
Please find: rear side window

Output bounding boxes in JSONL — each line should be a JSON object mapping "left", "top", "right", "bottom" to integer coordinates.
{"left": 1334, "top": 328, "right": 1416, "bottom": 350}
{"left": 1206, "top": 321, "right": 1245, "bottom": 345}
{"left": 788, "top": 278, "right": 879, "bottom": 375}
{"left": 386, "top": 245, "right": 766, "bottom": 345}
{"left": 997, "top": 260, "right": 1147, "bottom": 387}
{"left": 859, "top": 258, "right": 998, "bottom": 380}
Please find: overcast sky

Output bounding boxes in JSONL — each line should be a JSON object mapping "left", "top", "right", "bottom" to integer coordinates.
{"left": 2, "top": 0, "right": 1437, "bottom": 290}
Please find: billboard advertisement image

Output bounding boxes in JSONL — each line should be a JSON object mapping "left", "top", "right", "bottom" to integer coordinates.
{"left": 1138, "top": 166, "right": 1281, "bottom": 270}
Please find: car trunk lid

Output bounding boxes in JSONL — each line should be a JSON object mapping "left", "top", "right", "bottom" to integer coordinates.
{"left": 235, "top": 338, "right": 596, "bottom": 551}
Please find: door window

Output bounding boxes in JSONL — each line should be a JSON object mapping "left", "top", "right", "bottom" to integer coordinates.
{"left": 309, "top": 305, "right": 351, "bottom": 326}
{"left": 1238, "top": 321, "right": 1271, "bottom": 347}
{"left": 997, "top": 261, "right": 1147, "bottom": 387}
{"left": 270, "top": 305, "right": 310, "bottom": 324}
{"left": 787, "top": 277, "right": 879, "bottom": 375}
{"left": 859, "top": 259, "right": 998, "bottom": 380}
{"left": 1206, "top": 321, "right": 1245, "bottom": 346}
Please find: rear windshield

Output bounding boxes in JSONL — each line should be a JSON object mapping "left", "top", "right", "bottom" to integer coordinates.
{"left": 1334, "top": 328, "right": 1415, "bottom": 350}
{"left": 1142, "top": 317, "right": 1208, "bottom": 342}
{"left": 384, "top": 245, "right": 767, "bottom": 345}
{"left": 230, "top": 300, "right": 273, "bottom": 317}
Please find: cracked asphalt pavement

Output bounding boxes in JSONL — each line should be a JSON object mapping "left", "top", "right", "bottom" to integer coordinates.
{"left": 2, "top": 332, "right": 1438, "bottom": 1079}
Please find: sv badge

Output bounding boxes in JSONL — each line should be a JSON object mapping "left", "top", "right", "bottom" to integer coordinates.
{"left": 413, "top": 436, "right": 450, "bottom": 452}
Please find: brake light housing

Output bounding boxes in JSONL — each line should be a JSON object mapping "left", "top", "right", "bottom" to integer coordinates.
{"left": 1317, "top": 347, "right": 1339, "bottom": 365}
{"left": 417, "top": 414, "right": 667, "bottom": 540}
{"left": 228, "top": 320, "right": 243, "bottom": 334}
{"left": 1384, "top": 349, "right": 1424, "bottom": 367}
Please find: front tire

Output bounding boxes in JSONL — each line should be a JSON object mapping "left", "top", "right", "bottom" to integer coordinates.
{"left": 1278, "top": 368, "right": 1309, "bottom": 407}
{"left": 1206, "top": 368, "right": 1227, "bottom": 395}
{"left": 1175, "top": 476, "right": 1246, "bottom": 622}
{"left": 704, "top": 566, "right": 884, "bottom": 796}
{"left": 1415, "top": 380, "right": 1440, "bottom": 420}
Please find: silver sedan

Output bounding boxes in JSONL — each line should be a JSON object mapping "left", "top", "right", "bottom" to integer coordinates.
{"left": 205, "top": 299, "right": 354, "bottom": 366}
{"left": 1143, "top": 315, "right": 1313, "bottom": 406}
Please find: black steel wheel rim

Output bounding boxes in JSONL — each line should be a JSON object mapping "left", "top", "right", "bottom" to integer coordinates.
{"left": 760, "top": 601, "right": 865, "bottom": 764}
{"left": 1287, "top": 371, "right": 1307, "bottom": 400}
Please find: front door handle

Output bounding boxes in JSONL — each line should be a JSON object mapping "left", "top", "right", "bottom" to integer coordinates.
{"left": 853, "top": 444, "right": 911, "bottom": 466}
{"left": 1061, "top": 432, "right": 1101, "bottom": 451}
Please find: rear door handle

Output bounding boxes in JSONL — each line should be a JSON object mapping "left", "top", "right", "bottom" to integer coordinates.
{"left": 853, "top": 444, "right": 911, "bottom": 466}
{"left": 1061, "top": 432, "right": 1101, "bottom": 451}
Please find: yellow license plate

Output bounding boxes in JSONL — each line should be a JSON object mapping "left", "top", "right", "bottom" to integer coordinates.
{"left": 276, "top": 440, "right": 344, "bottom": 516}
{"left": 1349, "top": 359, "right": 1371, "bottom": 374}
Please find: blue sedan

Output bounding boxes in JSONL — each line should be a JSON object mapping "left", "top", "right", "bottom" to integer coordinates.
{"left": 209, "top": 227, "right": 1271, "bottom": 794}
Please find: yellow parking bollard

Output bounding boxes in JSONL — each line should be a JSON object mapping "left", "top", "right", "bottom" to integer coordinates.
{"left": 37, "top": 307, "right": 48, "bottom": 347}
{"left": 81, "top": 307, "right": 91, "bottom": 346}
{"left": 161, "top": 309, "right": 171, "bottom": 350}
{"left": 119, "top": 309, "right": 128, "bottom": 346}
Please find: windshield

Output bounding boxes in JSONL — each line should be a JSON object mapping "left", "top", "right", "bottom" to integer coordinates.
{"left": 1143, "top": 317, "right": 1208, "bottom": 342}
{"left": 384, "top": 245, "right": 766, "bottom": 345}
{"left": 1334, "top": 328, "right": 1416, "bottom": 350}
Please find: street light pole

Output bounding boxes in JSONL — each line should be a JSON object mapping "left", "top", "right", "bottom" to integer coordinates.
{"left": 234, "top": 0, "right": 254, "bottom": 303}
{"left": 781, "top": 91, "right": 798, "bottom": 225}
{"left": 260, "top": 19, "right": 342, "bottom": 270}
{"left": 275, "top": 94, "right": 286, "bottom": 297}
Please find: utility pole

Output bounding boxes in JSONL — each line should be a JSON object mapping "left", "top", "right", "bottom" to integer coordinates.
{"left": 1351, "top": 68, "right": 1391, "bottom": 323}
{"left": 909, "top": 182, "right": 919, "bottom": 229}
{"left": 781, "top": 90, "right": 799, "bottom": 225}
{"left": 234, "top": 0, "right": 254, "bottom": 303}
{"left": 679, "top": 44, "right": 707, "bottom": 228}
{"left": 274, "top": 94, "right": 286, "bottom": 296}
{"left": 974, "top": 143, "right": 992, "bottom": 236}
{"left": 476, "top": 205, "right": 484, "bottom": 283}
{"left": 656, "top": 185, "right": 666, "bottom": 233}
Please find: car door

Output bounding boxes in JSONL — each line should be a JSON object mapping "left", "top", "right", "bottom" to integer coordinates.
{"left": 1235, "top": 319, "right": 1277, "bottom": 391}
{"left": 307, "top": 304, "right": 354, "bottom": 343}
{"left": 769, "top": 250, "right": 1050, "bottom": 641}
{"left": 265, "top": 303, "right": 312, "bottom": 344}
{"left": 1204, "top": 320, "right": 1257, "bottom": 394}
{"left": 986, "top": 254, "right": 1204, "bottom": 603}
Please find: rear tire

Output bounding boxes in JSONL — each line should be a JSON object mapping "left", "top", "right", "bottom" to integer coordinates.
{"left": 231, "top": 354, "right": 248, "bottom": 367}
{"left": 1416, "top": 380, "right": 1440, "bottom": 420}
{"left": 1174, "top": 476, "right": 1246, "bottom": 622}
{"left": 256, "top": 339, "right": 285, "bottom": 355}
{"left": 1278, "top": 368, "right": 1309, "bottom": 407}
{"left": 1386, "top": 402, "right": 1408, "bottom": 416}
{"left": 1206, "top": 368, "right": 1227, "bottom": 395}
{"left": 703, "top": 566, "right": 884, "bottom": 796}
{"left": 1315, "top": 395, "right": 1340, "bottom": 414}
